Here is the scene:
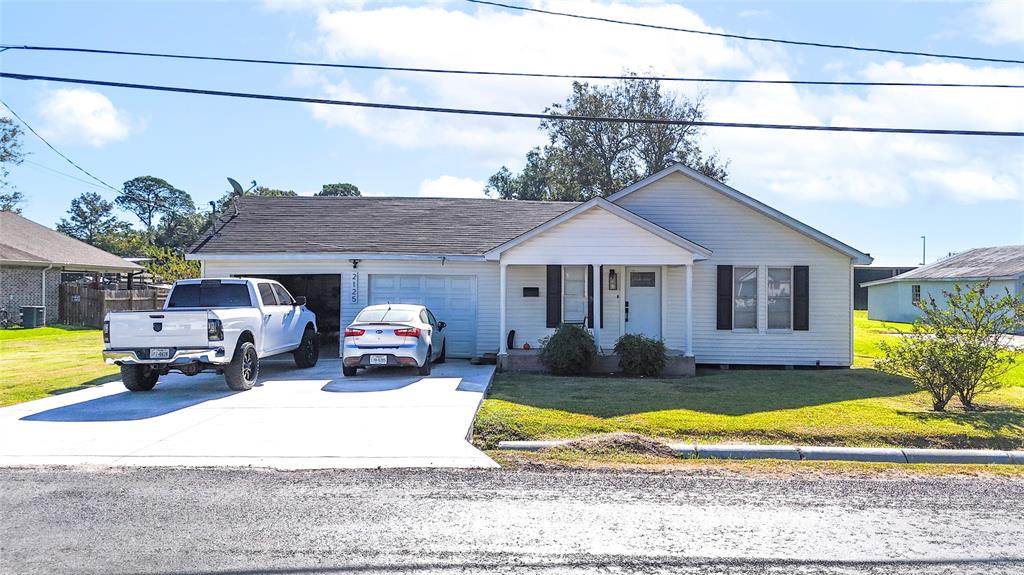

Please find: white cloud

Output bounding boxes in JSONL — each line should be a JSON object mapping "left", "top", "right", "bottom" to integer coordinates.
{"left": 974, "top": 0, "right": 1024, "bottom": 44}
{"left": 418, "top": 175, "right": 487, "bottom": 198}
{"left": 738, "top": 9, "right": 770, "bottom": 18}
{"left": 36, "top": 89, "right": 134, "bottom": 147}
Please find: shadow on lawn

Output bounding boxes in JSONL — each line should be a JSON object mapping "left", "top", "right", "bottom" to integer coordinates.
{"left": 903, "top": 406, "right": 1024, "bottom": 437}
{"left": 489, "top": 368, "right": 919, "bottom": 417}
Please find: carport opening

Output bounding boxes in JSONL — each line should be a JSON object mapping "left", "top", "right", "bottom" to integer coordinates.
{"left": 253, "top": 274, "right": 341, "bottom": 341}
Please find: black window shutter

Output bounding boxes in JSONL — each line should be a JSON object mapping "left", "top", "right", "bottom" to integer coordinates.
{"left": 586, "top": 265, "right": 594, "bottom": 328}
{"left": 793, "top": 265, "right": 809, "bottom": 331}
{"left": 716, "top": 265, "right": 733, "bottom": 330}
{"left": 546, "top": 265, "right": 562, "bottom": 328}
{"left": 599, "top": 266, "right": 604, "bottom": 329}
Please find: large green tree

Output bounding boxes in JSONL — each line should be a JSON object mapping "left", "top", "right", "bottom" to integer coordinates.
{"left": 317, "top": 183, "right": 361, "bottom": 197}
{"left": 155, "top": 210, "right": 209, "bottom": 251}
{"left": 486, "top": 75, "right": 728, "bottom": 201}
{"left": 0, "top": 117, "right": 25, "bottom": 212}
{"left": 116, "top": 176, "right": 194, "bottom": 235}
{"left": 56, "top": 192, "right": 144, "bottom": 255}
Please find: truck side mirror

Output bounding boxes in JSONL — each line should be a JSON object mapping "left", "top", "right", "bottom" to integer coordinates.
{"left": 293, "top": 296, "right": 307, "bottom": 307}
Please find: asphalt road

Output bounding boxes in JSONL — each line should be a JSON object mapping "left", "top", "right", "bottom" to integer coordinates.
{"left": 2, "top": 467, "right": 1022, "bottom": 574}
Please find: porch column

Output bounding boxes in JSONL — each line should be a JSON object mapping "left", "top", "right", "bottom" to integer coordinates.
{"left": 685, "top": 263, "right": 693, "bottom": 357}
{"left": 499, "top": 262, "right": 508, "bottom": 355}
{"left": 592, "top": 263, "right": 602, "bottom": 353}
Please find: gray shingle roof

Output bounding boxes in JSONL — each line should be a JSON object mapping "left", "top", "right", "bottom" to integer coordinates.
{"left": 0, "top": 211, "right": 142, "bottom": 271}
{"left": 866, "top": 245, "right": 1024, "bottom": 286}
{"left": 190, "top": 196, "right": 579, "bottom": 256}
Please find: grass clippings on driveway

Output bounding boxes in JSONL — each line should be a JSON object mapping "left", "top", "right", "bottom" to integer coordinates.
{"left": 0, "top": 326, "right": 117, "bottom": 407}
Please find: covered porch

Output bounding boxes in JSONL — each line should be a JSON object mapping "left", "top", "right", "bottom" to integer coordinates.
{"left": 484, "top": 198, "right": 711, "bottom": 375}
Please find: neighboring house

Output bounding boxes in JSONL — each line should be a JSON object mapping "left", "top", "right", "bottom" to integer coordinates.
{"left": 862, "top": 245, "right": 1024, "bottom": 324}
{"left": 0, "top": 211, "right": 142, "bottom": 325}
{"left": 853, "top": 266, "right": 917, "bottom": 310}
{"left": 188, "top": 164, "right": 872, "bottom": 371}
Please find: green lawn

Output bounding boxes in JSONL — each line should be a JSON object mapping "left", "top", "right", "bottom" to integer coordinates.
{"left": 474, "top": 311, "right": 1024, "bottom": 450}
{"left": 0, "top": 325, "right": 118, "bottom": 407}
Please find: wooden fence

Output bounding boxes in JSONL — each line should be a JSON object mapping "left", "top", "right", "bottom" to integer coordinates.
{"left": 59, "top": 284, "right": 169, "bottom": 328}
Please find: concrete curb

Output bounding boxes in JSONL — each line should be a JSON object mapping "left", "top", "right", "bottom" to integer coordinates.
{"left": 495, "top": 440, "right": 1023, "bottom": 465}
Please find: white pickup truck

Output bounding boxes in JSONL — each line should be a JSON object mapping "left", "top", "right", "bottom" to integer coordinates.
{"left": 103, "top": 278, "right": 319, "bottom": 392}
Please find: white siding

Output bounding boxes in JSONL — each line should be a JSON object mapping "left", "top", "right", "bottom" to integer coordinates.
{"left": 500, "top": 207, "right": 695, "bottom": 265}
{"left": 616, "top": 172, "right": 855, "bottom": 366}
{"left": 202, "top": 258, "right": 500, "bottom": 356}
{"left": 869, "top": 278, "right": 1018, "bottom": 324}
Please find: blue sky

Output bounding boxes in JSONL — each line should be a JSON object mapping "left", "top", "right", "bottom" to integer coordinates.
{"left": 1, "top": 0, "right": 1022, "bottom": 265}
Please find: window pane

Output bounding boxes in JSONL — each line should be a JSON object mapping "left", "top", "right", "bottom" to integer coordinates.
{"left": 272, "top": 284, "right": 294, "bottom": 305}
{"left": 734, "top": 266, "right": 757, "bottom": 329}
{"left": 257, "top": 283, "right": 278, "bottom": 306}
{"left": 563, "top": 266, "right": 588, "bottom": 323}
{"left": 629, "top": 272, "right": 656, "bottom": 287}
{"left": 168, "top": 283, "right": 253, "bottom": 308}
{"left": 768, "top": 267, "right": 792, "bottom": 329}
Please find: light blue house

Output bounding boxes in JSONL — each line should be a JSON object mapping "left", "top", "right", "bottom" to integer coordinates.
{"left": 863, "top": 245, "right": 1024, "bottom": 324}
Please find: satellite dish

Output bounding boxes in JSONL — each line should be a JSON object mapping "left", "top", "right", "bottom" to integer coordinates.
{"left": 227, "top": 177, "right": 244, "bottom": 196}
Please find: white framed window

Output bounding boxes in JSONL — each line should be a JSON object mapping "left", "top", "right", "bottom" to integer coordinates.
{"left": 733, "top": 266, "right": 758, "bottom": 329}
{"left": 767, "top": 267, "right": 793, "bottom": 330}
{"left": 562, "top": 265, "right": 588, "bottom": 324}
{"left": 912, "top": 284, "right": 921, "bottom": 304}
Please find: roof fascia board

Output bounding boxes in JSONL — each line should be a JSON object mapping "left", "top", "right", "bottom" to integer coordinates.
{"left": 607, "top": 164, "right": 873, "bottom": 265}
{"left": 186, "top": 252, "right": 488, "bottom": 262}
{"left": 861, "top": 274, "right": 1020, "bottom": 288}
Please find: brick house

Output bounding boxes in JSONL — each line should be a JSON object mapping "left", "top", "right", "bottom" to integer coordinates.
{"left": 0, "top": 211, "right": 141, "bottom": 325}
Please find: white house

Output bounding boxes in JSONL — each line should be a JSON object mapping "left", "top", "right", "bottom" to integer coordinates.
{"left": 188, "top": 164, "right": 872, "bottom": 373}
{"left": 863, "top": 245, "right": 1024, "bottom": 324}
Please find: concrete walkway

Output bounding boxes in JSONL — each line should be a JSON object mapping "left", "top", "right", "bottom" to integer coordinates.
{"left": 0, "top": 358, "right": 497, "bottom": 469}
{"left": 499, "top": 440, "right": 1024, "bottom": 465}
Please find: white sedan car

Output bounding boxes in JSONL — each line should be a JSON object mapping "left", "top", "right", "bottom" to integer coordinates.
{"left": 342, "top": 304, "right": 446, "bottom": 377}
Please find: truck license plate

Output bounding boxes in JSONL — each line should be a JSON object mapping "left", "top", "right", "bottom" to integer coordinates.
{"left": 369, "top": 355, "right": 387, "bottom": 365}
{"left": 150, "top": 348, "right": 171, "bottom": 359}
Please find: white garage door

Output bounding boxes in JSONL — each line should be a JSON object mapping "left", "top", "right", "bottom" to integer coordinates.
{"left": 368, "top": 275, "right": 478, "bottom": 358}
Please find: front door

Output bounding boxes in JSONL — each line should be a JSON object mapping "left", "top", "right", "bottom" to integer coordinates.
{"left": 625, "top": 267, "right": 661, "bottom": 339}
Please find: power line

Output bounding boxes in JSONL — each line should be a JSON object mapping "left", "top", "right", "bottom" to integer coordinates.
{"left": 466, "top": 0, "right": 1024, "bottom": 65}
{"left": 2, "top": 71, "right": 1020, "bottom": 137}
{"left": 22, "top": 158, "right": 112, "bottom": 191}
{"left": 0, "top": 99, "right": 121, "bottom": 193}
{"left": 1, "top": 44, "right": 1021, "bottom": 89}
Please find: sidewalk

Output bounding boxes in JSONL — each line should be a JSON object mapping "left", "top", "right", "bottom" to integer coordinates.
{"left": 497, "top": 440, "right": 1024, "bottom": 465}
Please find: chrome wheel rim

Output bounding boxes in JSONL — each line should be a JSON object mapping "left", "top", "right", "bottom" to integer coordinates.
{"left": 242, "top": 348, "right": 255, "bottom": 381}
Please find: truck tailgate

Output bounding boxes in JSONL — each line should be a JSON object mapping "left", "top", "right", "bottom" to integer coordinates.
{"left": 108, "top": 311, "right": 211, "bottom": 349}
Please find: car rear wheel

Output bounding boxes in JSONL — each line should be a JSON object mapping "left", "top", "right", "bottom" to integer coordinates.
{"left": 225, "top": 341, "right": 259, "bottom": 391}
{"left": 418, "top": 348, "right": 432, "bottom": 376}
{"left": 121, "top": 365, "right": 158, "bottom": 392}
{"left": 436, "top": 342, "right": 446, "bottom": 364}
{"left": 342, "top": 365, "right": 358, "bottom": 377}
{"left": 293, "top": 327, "right": 319, "bottom": 368}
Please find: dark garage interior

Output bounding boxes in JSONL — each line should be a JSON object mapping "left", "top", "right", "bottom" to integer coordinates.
{"left": 257, "top": 274, "right": 341, "bottom": 340}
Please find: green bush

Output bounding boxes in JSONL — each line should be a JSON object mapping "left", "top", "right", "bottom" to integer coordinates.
{"left": 538, "top": 324, "right": 597, "bottom": 376}
{"left": 613, "top": 333, "right": 668, "bottom": 377}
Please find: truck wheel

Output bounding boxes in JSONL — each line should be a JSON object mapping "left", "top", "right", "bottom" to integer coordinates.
{"left": 225, "top": 341, "right": 259, "bottom": 391}
{"left": 342, "top": 365, "right": 358, "bottom": 377}
{"left": 293, "top": 327, "right": 319, "bottom": 368}
{"left": 418, "top": 348, "right": 432, "bottom": 376}
{"left": 121, "top": 365, "right": 158, "bottom": 392}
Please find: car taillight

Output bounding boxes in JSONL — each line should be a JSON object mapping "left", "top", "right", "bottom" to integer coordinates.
{"left": 103, "top": 320, "right": 110, "bottom": 343}
{"left": 345, "top": 328, "right": 365, "bottom": 337}
{"left": 394, "top": 327, "right": 421, "bottom": 337}
{"left": 208, "top": 319, "right": 224, "bottom": 341}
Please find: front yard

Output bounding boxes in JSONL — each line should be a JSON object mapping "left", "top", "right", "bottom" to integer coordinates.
{"left": 0, "top": 326, "right": 118, "bottom": 407}
{"left": 474, "top": 311, "right": 1024, "bottom": 450}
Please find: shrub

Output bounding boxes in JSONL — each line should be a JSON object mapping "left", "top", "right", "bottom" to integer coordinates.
{"left": 613, "top": 333, "right": 668, "bottom": 377}
{"left": 538, "top": 323, "right": 597, "bottom": 376}
{"left": 876, "top": 281, "right": 1024, "bottom": 411}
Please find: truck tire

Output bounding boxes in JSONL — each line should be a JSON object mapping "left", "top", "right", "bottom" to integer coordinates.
{"left": 418, "top": 348, "right": 432, "bottom": 376}
{"left": 342, "top": 365, "right": 358, "bottom": 377}
{"left": 121, "top": 365, "right": 158, "bottom": 392}
{"left": 293, "top": 327, "right": 319, "bottom": 368}
{"left": 225, "top": 341, "right": 259, "bottom": 391}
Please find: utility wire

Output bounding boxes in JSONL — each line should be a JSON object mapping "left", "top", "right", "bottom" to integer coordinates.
{"left": 0, "top": 99, "right": 121, "bottom": 193}
{"left": 2, "top": 71, "right": 1020, "bottom": 137}
{"left": 466, "top": 0, "right": 1024, "bottom": 65}
{"left": 22, "top": 158, "right": 112, "bottom": 191}
{"left": 1, "top": 44, "right": 1021, "bottom": 89}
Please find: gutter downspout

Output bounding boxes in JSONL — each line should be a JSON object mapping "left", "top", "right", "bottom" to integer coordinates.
{"left": 41, "top": 265, "right": 54, "bottom": 326}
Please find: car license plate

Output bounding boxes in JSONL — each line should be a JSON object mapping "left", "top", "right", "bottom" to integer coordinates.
{"left": 150, "top": 348, "right": 171, "bottom": 359}
{"left": 369, "top": 355, "right": 387, "bottom": 365}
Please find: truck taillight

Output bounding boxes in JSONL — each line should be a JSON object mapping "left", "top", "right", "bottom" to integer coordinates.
{"left": 208, "top": 319, "right": 224, "bottom": 341}
{"left": 394, "top": 327, "right": 421, "bottom": 337}
{"left": 344, "top": 328, "right": 365, "bottom": 337}
{"left": 102, "top": 320, "right": 110, "bottom": 343}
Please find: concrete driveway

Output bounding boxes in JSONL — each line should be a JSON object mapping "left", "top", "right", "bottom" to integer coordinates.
{"left": 0, "top": 358, "right": 497, "bottom": 469}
